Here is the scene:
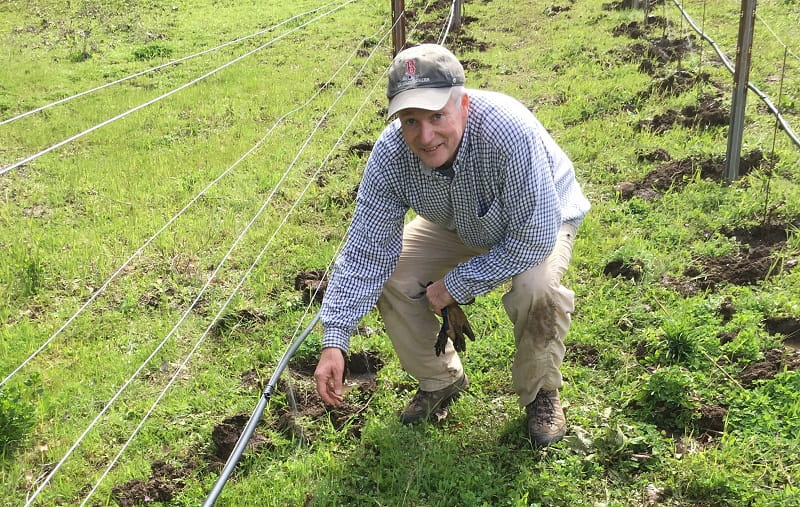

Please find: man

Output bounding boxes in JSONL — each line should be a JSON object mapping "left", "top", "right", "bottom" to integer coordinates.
{"left": 314, "top": 44, "right": 590, "bottom": 446}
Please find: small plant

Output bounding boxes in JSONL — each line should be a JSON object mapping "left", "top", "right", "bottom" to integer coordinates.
{"left": 635, "top": 366, "right": 698, "bottom": 429}
{"left": 0, "top": 385, "right": 36, "bottom": 456}
{"left": 660, "top": 318, "right": 699, "bottom": 365}
{"left": 133, "top": 43, "right": 173, "bottom": 61}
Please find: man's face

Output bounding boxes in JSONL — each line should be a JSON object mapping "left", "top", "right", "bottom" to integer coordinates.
{"left": 397, "top": 91, "right": 469, "bottom": 169}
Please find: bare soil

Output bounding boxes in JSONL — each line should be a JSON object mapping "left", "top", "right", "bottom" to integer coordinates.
{"left": 614, "top": 149, "right": 768, "bottom": 201}
{"left": 112, "top": 460, "right": 190, "bottom": 507}
{"left": 738, "top": 348, "right": 800, "bottom": 387}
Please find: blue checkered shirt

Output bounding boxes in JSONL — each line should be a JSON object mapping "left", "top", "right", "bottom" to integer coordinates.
{"left": 321, "top": 89, "right": 590, "bottom": 352}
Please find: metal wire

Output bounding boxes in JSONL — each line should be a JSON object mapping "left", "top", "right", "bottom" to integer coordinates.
{"left": 0, "top": 1, "right": 340, "bottom": 126}
{"left": 0, "top": 1, "right": 361, "bottom": 390}
{"left": 0, "top": 0, "right": 358, "bottom": 176}
{"left": 670, "top": 0, "right": 800, "bottom": 150}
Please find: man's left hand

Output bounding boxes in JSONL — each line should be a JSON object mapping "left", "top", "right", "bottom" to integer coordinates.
{"left": 425, "top": 279, "right": 455, "bottom": 314}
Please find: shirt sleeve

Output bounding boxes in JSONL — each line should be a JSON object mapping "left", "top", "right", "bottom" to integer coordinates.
{"left": 319, "top": 144, "right": 408, "bottom": 353}
{"left": 445, "top": 121, "right": 563, "bottom": 304}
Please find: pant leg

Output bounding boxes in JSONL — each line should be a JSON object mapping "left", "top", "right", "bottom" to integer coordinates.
{"left": 377, "top": 216, "right": 487, "bottom": 391}
{"left": 502, "top": 224, "right": 577, "bottom": 407}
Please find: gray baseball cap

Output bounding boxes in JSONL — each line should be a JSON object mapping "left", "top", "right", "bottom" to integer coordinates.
{"left": 387, "top": 44, "right": 465, "bottom": 117}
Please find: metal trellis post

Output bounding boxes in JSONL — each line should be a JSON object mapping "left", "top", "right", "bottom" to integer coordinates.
{"left": 725, "top": 0, "right": 757, "bottom": 182}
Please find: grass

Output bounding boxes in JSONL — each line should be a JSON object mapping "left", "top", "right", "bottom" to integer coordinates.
{"left": 1, "top": 0, "right": 800, "bottom": 505}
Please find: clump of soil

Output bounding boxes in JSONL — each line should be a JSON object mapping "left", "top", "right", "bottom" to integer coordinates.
{"left": 722, "top": 218, "right": 796, "bottom": 250}
{"left": 764, "top": 317, "right": 800, "bottom": 349}
{"left": 637, "top": 94, "right": 728, "bottom": 134}
{"left": 696, "top": 404, "right": 727, "bottom": 433}
{"left": 620, "top": 35, "right": 695, "bottom": 75}
{"left": 294, "top": 270, "right": 329, "bottom": 304}
{"left": 546, "top": 5, "right": 571, "bottom": 16}
{"left": 661, "top": 218, "right": 797, "bottom": 295}
{"left": 738, "top": 348, "right": 800, "bottom": 387}
{"left": 603, "top": 259, "right": 645, "bottom": 281}
{"left": 614, "top": 149, "right": 768, "bottom": 201}
{"left": 636, "top": 147, "right": 671, "bottom": 163}
{"left": 348, "top": 141, "right": 373, "bottom": 156}
{"left": 603, "top": 0, "right": 665, "bottom": 10}
{"left": 112, "top": 460, "right": 187, "bottom": 507}
{"left": 211, "top": 414, "right": 272, "bottom": 461}
{"left": 210, "top": 307, "right": 267, "bottom": 338}
{"left": 636, "top": 69, "right": 712, "bottom": 100}
{"left": 278, "top": 351, "right": 384, "bottom": 441}
{"left": 568, "top": 343, "right": 600, "bottom": 367}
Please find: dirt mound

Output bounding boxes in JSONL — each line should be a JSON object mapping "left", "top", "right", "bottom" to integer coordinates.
{"left": 211, "top": 414, "right": 272, "bottom": 461}
{"left": 764, "top": 317, "right": 800, "bottom": 349}
{"left": 620, "top": 35, "right": 695, "bottom": 75}
{"left": 614, "top": 150, "right": 768, "bottom": 201}
{"left": 660, "top": 218, "right": 797, "bottom": 295}
{"left": 637, "top": 94, "right": 728, "bottom": 134}
{"left": 738, "top": 348, "right": 800, "bottom": 387}
{"left": 294, "top": 270, "right": 329, "bottom": 304}
{"left": 696, "top": 404, "right": 727, "bottom": 433}
{"left": 603, "top": 259, "right": 645, "bottom": 281}
{"left": 568, "top": 343, "right": 600, "bottom": 367}
{"left": 112, "top": 460, "right": 187, "bottom": 507}
{"left": 604, "top": 0, "right": 665, "bottom": 10}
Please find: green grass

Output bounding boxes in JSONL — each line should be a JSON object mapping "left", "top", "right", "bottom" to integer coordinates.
{"left": 2, "top": 0, "right": 800, "bottom": 505}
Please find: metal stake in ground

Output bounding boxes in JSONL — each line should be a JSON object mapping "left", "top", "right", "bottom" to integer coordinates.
{"left": 725, "top": 0, "right": 757, "bottom": 182}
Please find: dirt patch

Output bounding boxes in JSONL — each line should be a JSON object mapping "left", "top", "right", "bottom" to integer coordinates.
{"left": 568, "top": 343, "right": 600, "bottom": 367}
{"left": 636, "top": 70, "right": 713, "bottom": 100}
{"left": 348, "top": 141, "right": 373, "bottom": 157}
{"left": 279, "top": 351, "right": 384, "bottom": 441}
{"left": 211, "top": 413, "right": 272, "bottom": 462}
{"left": 721, "top": 218, "right": 796, "bottom": 250}
{"left": 619, "top": 35, "right": 696, "bottom": 75}
{"left": 637, "top": 94, "right": 728, "bottom": 134}
{"left": 696, "top": 404, "right": 727, "bottom": 433}
{"left": 764, "top": 316, "right": 800, "bottom": 350}
{"left": 738, "top": 348, "right": 800, "bottom": 387}
{"left": 210, "top": 307, "right": 266, "bottom": 338}
{"left": 112, "top": 460, "right": 188, "bottom": 507}
{"left": 636, "top": 147, "right": 671, "bottom": 163}
{"left": 717, "top": 297, "right": 736, "bottom": 324}
{"left": 294, "top": 269, "right": 329, "bottom": 304}
{"left": 546, "top": 5, "right": 572, "bottom": 16}
{"left": 603, "top": 259, "right": 645, "bottom": 281}
{"left": 660, "top": 218, "right": 797, "bottom": 295}
{"left": 614, "top": 149, "right": 768, "bottom": 201}
{"left": 604, "top": 0, "right": 665, "bottom": 10}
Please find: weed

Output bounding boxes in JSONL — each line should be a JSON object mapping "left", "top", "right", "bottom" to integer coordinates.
{"left": 0, "top": 375, "right": 40, "bottom": 456}
{"left": 635, "top": 365, "right": 698, "bottom": 429}
{"left": 133, "top": 44, "right": 173, "bottom": 61}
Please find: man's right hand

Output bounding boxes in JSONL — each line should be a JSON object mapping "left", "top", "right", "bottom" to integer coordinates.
{"left": 314, "top": 347, "right": 345, "bottom": 406}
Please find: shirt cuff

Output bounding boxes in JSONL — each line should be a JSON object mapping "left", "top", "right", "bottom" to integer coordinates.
{"left": 444, "top": 271, "right": 475, "bottom": 305}
{"left": 322, "top": 326, "right": 351, "bottom": 354}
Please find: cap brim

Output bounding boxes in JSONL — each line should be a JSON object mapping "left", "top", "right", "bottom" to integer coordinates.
{"left": 387, "top": 87, "right": 454, "bottom": 118}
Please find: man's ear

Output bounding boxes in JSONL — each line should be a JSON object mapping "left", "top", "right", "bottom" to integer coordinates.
{"left": 461, "top": 91, "right": 470, "bottom": 110}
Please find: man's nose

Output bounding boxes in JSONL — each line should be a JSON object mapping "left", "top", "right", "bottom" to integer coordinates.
{"left": 418, "top": 121, "right": 434, "bottom": 143}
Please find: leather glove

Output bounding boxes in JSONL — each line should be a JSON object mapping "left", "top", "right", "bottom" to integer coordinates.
{"left": 434, "top": 303, "right": 476, "bottom": 356}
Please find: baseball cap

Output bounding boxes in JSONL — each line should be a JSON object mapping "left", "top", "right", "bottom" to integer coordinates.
{"left": 387, "top": 44, "right": 465, "bottom": 117}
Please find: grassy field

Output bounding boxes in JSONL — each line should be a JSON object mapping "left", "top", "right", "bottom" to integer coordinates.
{"left": 2, "top": 0, "right": 800, "bottom": 505}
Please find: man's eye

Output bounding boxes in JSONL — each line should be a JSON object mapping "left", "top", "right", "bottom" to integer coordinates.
{"left": 432, "top": 113, "right": 444, "bottom": 120}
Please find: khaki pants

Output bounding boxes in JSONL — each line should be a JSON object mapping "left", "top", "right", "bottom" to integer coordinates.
{"left": 376, "top": 217, "right": 576, "bottom": 407}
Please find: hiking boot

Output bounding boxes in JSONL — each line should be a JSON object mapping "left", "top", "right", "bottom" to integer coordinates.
{"left": 526, "top": 389, "right": 567, "bottom": 446}
{"left": 400, "top": 374, "right": 469, "bottom": 424}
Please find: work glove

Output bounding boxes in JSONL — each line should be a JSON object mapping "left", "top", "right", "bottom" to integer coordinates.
{"left": 434, "top": 303, "right": 476, "bottom": 356}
